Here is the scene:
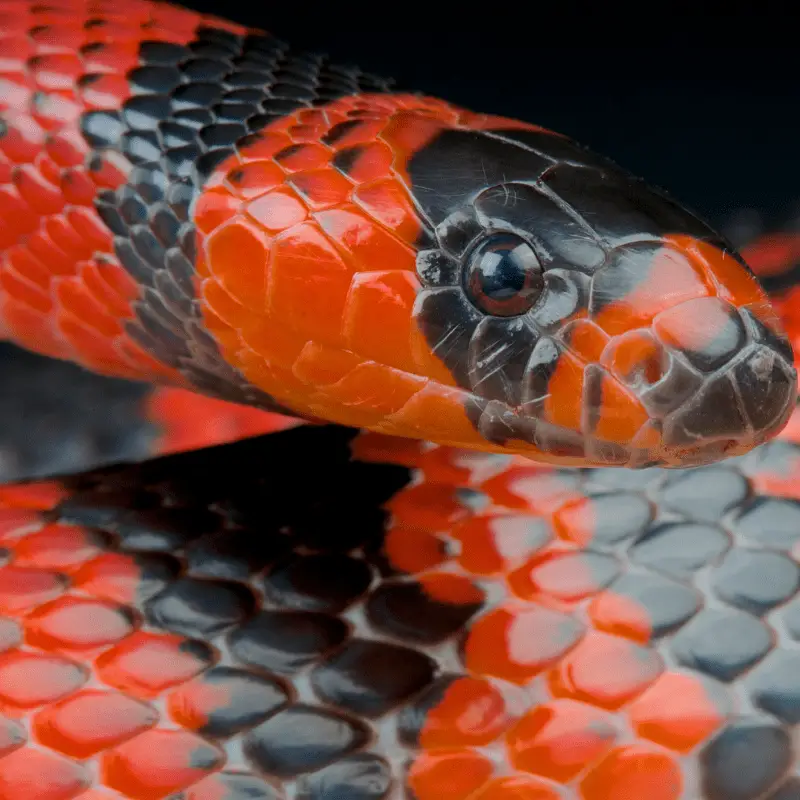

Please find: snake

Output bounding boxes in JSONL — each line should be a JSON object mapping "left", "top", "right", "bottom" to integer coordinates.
{"left": 1, "top": 1, "right": 800, "bottom": 798}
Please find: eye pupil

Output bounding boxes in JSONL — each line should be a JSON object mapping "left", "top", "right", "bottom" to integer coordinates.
{"left": 464, "top": 233, "right": 543, "bottom": 317}
{"left": 479, "top": 248, "right": 528, "bottom": 299}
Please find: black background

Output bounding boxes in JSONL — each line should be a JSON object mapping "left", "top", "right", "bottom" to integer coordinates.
{"left": 181, "top": 3, "right": 800, "bottom": 235}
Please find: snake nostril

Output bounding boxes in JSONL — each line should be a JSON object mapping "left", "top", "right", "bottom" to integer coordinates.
{"left": 629, "top": 346, "right": 669, "bottom": 388}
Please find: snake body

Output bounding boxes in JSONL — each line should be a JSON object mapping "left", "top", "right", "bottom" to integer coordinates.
{"left": 2, "top": 2, "right": 800, "bottom": 798}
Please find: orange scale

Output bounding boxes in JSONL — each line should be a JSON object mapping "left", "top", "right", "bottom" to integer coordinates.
{"left": 407, "top": 317, "right": 463, "bottom": 387}
{"left": 553, "top": 497, "right": 598, "bottom": 548}
{"left": 469, "top": 776, "right": 562, "bottom": 800}
{"left": 29, "top": 52, "right": 84, "bottom": 92}
{"left": 79, "top": 261, "right": 136, "bottom": 320}
{"left": 29, "top": 23, "right": 85, "bottom": 49}
{"left": 505, "top": 699, "right": 618, "bottom": 783}
{"left": 0, "top": 188, "right": 37, "bottom": 238}
{"left": 31, "top": 92, "right": 82, "bottom": 129}
{"left": 542, "top": 347, "right": 585, "bottom": 433}
{"left": 384, "top": 525, "right": 449, "bottom": 574}
{"left": 58, "top": 280, "right": 125, "bottom": 336}
{"left": 289, "top": 168, "right": 353, "bottom": 210}
{"left": 588, "top": 369, "right": 649, "bottom": 444}
{"left": 579, "top": 745, "right": 682, "bottom": 800}
{"left": 79, "top": 72, "right": 135, "bottom": 110}
{"left": 675, "top": 234, "right": 765, "bottom": 307}
{"left": 193, "top": 188, "right": 241, "bottom": 235}
{"left": 223, "top": 160, "right": 284, "bottom": 200}
{"left": 71, "top": 553, "right": 148, "bottom": 605}
{"left": 0, "top": 482, "right": 65, "bottom": 510}
{"left": 343, "top": 269, "right": 420, "bottom": 372}
{"left": 60, "top": 169, "right": 97, "bottom": 206}
{"left": 353, "top": 178, "right": 422, "bottom": 244}
{"left": 32, "top": 689, "right": 157, "bottom": 760}
{"left": 0, "top": 78, "right": 32, "bottom": 118}
{"left": 13, "top": 162, "right": 64, "bottom": 214}
{"left": 586, "top": 591, "right": 654, "bottom": 645}
{"left": 563, "top": 319, "right": 609, "bottom": 362}
{"left": 415, "top": 446, "right": 482, "bottom": 485}
{"left": 235, "top": 131, "right": 293, "bottom": 162}
{"left": 0, "top": 36, "right": 33, "bottom": 64}
{"left": 237, "top": 314, "right": 307, "bottom": 372}
{"left": 329, "top": 117, "right": 386, "bottom": 149}
{"left": 246, "top": 186, "right": 308, "bottom": 233}
{"left": 24, "top": 595, "right": 135, "bottom": 653}
{"left": 233, "top": 345, "right": 308, "bottom": 411}
{"left": 376, "top": 383, "right": 486, "bottom": 447}
{"left": 80, "top": 45, "right": 135, "bottom": 73}
{"left": 204, "top": 218, "right": 270, "bottom": 311}
{"left": 34, "top": 150, "right": 65, "bottom": 186}
{"left": 591, "top": 244, "right": 712, "bottom": 338}
{"left": 1, "top": 303, "right": 68, "bottom": 360}
{"left": 311, "top": 362, "right": 429, "bottom": 427}
{"left": 418, "top": 572, "right": 484, "bottom": 606}
{"left": 349, "top": 430, "right": 426, "bottom": 468}
{"left": 0, "top": 649, "right": 86, "bottom": 710}
{"left": 267, "top": 221, "right": 355, "bottom": 344}
{"left": 314, "top": 204, "right": 416, "bottom": 274}
{"left": 455, "top": 515, "right": 552, "bottom": 576}
{"left": 464, "top": 605, "right": 585, "bottom": 684}
{"left": 90, "top": 259, "right": 139, "bottom": 306}
{"left": 274, "top": 141, "right": 330, "bottom": 172}
{"left": 507, "top": 550, "right": 617, "bottom": 604}
{"left": 600, "top": 329, "right": 665, "bottom": 388}
{"left": 73, "top": 790, "right": 130, "bottom": 800}
{"left": 45, "top": 129, "right": 88, "bottom": 167}
{"left": 547, "top": 631, "right": 664, "bottom": 710}
{"left": 481, "top": 468, "right": 582, "bottom": 514}
{"left": 379, "top": 110, "right": 447, "bottom": 164}
{"left": 653, "top": 296, "right": 737, "bottom": 357}
{"left": 290, "top": 341, "right": 363, "bottom": 386}
{"left": 386, "top": 482, "right": 469, "bottom": 532}
{"left": 100, "top": 728, "right": 224, "bottom": 800}
{"left": 57, "top": 317, "right": 136, "bottom": 376}
{"left": 295, "top": 108, "right": 336, "bottom": 126}
{"left": 419, "top": 676, "right": 510, "bottom": 748}
{"left": 0, "top": 567, "right": 66, "bottom": 616}
{"left": 94, "top": 632, "right": 214, "bottom": 699}
{"left": 27, "top": 229, "right": 75, "bottom": 274}
{"left": 406, "top": 748, "right": 494, "bottom": 800}
{"left": 11, "top": 524, "right": 101, "bottom": 571}
{"left": 0, "top": 746, "right": 90, "bottom": 800}
{"left": 86, "top": 153, "right": 128, "bottom": 189}
{"left": 340, "top": 140, "right": 395, "bottom": 183}
{"left": 0, "top": 269, "right": 53, "bottom": 314}
{"left": 287, "top": 123, "right": 326, "bottom": 142}
{"left": 627, "top": 671, "right": 729, "bottom": 752}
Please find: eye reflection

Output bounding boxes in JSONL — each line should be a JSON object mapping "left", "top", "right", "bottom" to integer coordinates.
{"left": 463, "top": 233, "right": 544, "bottom": 317}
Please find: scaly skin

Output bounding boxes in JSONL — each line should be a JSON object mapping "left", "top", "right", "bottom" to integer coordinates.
{"left": 0, "top": 0, "right": 795, "bottom": 469}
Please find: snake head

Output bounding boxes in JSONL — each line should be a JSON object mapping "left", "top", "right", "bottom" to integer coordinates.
{"left": 197, "top": 95, "right": 796, "bottom": 467}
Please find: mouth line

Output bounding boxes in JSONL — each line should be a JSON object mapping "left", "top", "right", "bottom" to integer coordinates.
{"left": 459, "top": 332, "right": 796, "bottom": 467}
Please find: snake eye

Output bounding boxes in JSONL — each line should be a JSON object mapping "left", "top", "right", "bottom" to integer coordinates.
{"left": 463, "top": 233, "right": 544, "bottom": 317}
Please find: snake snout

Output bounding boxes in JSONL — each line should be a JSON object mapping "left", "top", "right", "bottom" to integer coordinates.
{"left": 652, "top": 298, "right": 797, "bottom": 464}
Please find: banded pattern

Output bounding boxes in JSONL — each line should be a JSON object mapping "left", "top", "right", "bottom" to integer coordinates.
{"left": 1, "top": 0, "right": 795, "bottom": 468}
{"left": 4, "top": 422, "right": 800, "bottom": 798}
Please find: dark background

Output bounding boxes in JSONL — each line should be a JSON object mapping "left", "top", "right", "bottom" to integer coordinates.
{"left": 182, "top": 3, "right": 800, "bottom": 237}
